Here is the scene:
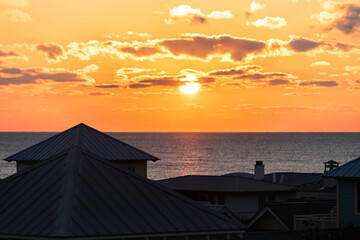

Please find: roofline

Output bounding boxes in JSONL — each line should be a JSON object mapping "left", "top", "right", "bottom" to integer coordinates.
{"left": 174, "top": 189, "right": 295, "bottom": 193}
{"left": 1, "top": 146, "right": 245, "bottom": 230}
{"left": 3, "top": 124, "right": 79, "bottom": 161}
{"left": 0, "top": 230, "right": 245, "bottom": 240}
{"left": 4, "top": 123, "right": 160, "bottom": 162}
{"left": 246, "top": 207, "right": 290, "bottom": 231}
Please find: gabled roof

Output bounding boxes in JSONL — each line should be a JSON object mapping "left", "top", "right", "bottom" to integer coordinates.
{"left": 0, "top": 147, "right": 244, "bottom": 238}
{"left": 248, "top": 201, "right": 335, "bottom": 230}
{"left": 158, "top": 175, "right": 294, "bottom": 193}
{"left": 4, "top": 123, "right": 159, "bottom": 162}
{"left": 324, "top": 157, "right": 360, "bottom": 178}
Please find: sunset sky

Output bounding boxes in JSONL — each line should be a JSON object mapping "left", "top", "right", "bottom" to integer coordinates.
{"left": 1, "top": 0, "right": 360, "bottom": 132}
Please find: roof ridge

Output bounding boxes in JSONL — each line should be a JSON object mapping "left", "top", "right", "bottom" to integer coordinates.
{"left": 52, "top": 148, "right": 82, "bottom": 235}
{"left": 78, "top": 123, "right": 160, "bottom": 161}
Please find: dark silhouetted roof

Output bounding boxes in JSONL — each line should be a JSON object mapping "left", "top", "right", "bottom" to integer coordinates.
{"left": 4, "top": 123, "right": 159, "bottom": 162}
{"left": 248, "top": 201, "right": 335, "bottom": 230}
{"left": 324, "top": 157, "right": 360, "bottom": 178}
{"left": 0, "top": 147, "right": 244, "bottom": 238}
{"left": 158, "top": 175, "right": 294, "bottom": 193}
{"left": 263, "top": 172, "right": 323, "bottom": 187}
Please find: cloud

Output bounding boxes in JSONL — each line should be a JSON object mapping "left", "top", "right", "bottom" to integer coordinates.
{"left": 345, "top": 65, "right": 360, "bottom": 73}
{"left": 0, "top": 66, "right": 96, "bottom": 86}
{"left": 310, "top": 61, "right": 331, "bottom": 67}
{"left": 312, "top": 3, "right": 360, "bottom": 35}
{"left": 207, "top": 10, "right": 233, "bottom": 19}
{"left": 88, "top": 91, "right": 114, "bottom": 96}
{"left": 119, "top": 46, "right": 161, "bottom": 56}
{"left": 268, "top": 79, "right": 290, "bottom": 85}
{"left": 0, "top": 49, "right": 19, "bottom": 57}
{"left": 160, "top": 34, "right": 266, "bottom": 62}
{"left": 198, "top": 77, "right": 215, "bottom": 83}
{"left": 287, "top": 37, "right": 328, "bottom": 52}
{"left": 0, "top": 0, "right": 28, "bottom": 7}
{"left": 335, "top": 42, "right": 355, "bottom": 51}
{"left": 37, "top": 43, "right": 66, "bottom": 62}
{"left": 94, "top": 84, "right": 120, "bottom": 88}
{"left": 299, "top": 81, "right": 339, "bottom": 87}
{"left": 234, "top": 72, "right": 290, "bottom": 80}
{"left": 331, "top": 4, "right": 360, "bottom": 34}
{"left": 166, "top": 5, "right": 233, "bottom": 24}
{"left": 209, "top": 65, "right": 262, "bottom": 76}
{"left": 243, "top": 1, "right": 266, "bottom": 17}
{"left": 3, "top": 9, "right": 31, "bottom": 22}
{"left": 0, "top": 67, "right": 22, "bottom": 74}
{"left": 248, "top": 17, "right": 287, "bottom": 29}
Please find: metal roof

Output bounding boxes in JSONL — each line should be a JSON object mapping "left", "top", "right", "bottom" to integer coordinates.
{"left": 0, "top": 147, "right": 244, "bottom": 238}
{"left": 324, "top": 156, "right": 360, "bottom": 178}
{"left": 263, "top": 173, "right": 323, "bottom": 187}
{"left": 4, "top": 123, "right": 159, "bottom": 162}
{"left": 158, "top": 175, "right": 294, "bottom": 193}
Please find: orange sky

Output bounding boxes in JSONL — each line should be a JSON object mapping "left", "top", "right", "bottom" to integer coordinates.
{"left": 1, "top": 0, "right": 360, "bottom": 132}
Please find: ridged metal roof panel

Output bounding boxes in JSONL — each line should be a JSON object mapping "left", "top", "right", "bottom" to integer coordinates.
{"left": 0, "top": 147, "right": 244, "bottom": 238}
{"left": 158, "top": 175, "right": 294, "bottom": 192}
{"left": 5, "top": 123, "right": 159, "bottom": 162}
{"left": 324, "top": 157, "right": 360, "bottom": 178}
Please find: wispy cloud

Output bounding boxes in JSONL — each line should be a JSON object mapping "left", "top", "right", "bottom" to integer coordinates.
{"left": 3, "top": 9, "right": 30, "bottom": 22}
{"left": 37, "top": 43, "right": 66, "bottom": 62}
{"left": 248, "top": 17, "right": 287, "bottom": 29}
{"left": 0, "top": 65, "right": 97, "bottom": 86}
{"left": 165, "top": 5, "right": 233, "bottom": 24}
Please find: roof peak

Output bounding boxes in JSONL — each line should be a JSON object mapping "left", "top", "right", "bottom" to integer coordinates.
{"left": 5, "top": 123, "right": 159, "bottom": 162}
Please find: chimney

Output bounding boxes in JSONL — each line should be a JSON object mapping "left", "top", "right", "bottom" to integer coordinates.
{"left": 254, "top": 161, "right": 264, "bottom": 180}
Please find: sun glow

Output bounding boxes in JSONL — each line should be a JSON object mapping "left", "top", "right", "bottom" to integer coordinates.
{"left": 179, "top": 75, "right": 200, "bottom": 94}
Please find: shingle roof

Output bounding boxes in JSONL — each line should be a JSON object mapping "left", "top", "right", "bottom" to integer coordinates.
{"left": 0, "top": 147, "right": 244, "bottom": 238}
{"left": 158, "top": 175, "right": 294, "bottom": 193}
{"left": 323, "top": 157, "right": 360, "bottom": 178}
{"left": 4, "top": 123, "right": 159, "bottom": 162}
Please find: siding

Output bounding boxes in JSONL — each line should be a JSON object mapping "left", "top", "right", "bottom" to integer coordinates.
{"left": 338, "top": 179, "right": 360, "bottom": 227}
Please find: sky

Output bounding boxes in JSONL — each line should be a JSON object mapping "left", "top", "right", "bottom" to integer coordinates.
{"left": 1, "top": 0, "right": 360, "bottom": 132}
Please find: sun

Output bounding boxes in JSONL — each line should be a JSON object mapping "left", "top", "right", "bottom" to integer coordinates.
{"left": 179, "top": 75, "right": 200, "bottom": 94}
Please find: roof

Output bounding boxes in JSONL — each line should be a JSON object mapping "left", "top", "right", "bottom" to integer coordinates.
{"left": 4, "top": 123, "right": 159, "bottom": 162}
{"left": 248, "top": 201, "right": 335, "bottom": 230}
{"left": 263, "top": 172, "right": 323, "bottom": 187}
{"left": 158, "top": 175, "right": 294, "bottom": 193}
{"left": 0, "top": 147, "right": 244, "bottom": 238}
{"left": 324, "top": 156, "right": 360, "bottom": 178}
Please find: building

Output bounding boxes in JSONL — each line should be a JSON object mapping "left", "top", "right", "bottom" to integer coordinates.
{"left": 4, "top": 123, "right": 159, "bottom": 178}
{"left": 247, "top": 201, "right": 336, "bottom": 231}
{"left": 158, "top": 175, "right": 294, "bottom": 220}
{"left": 324, "top": 156, "right": 360, "bottom": 228}
{"left": 0, "top": 146, "right": 245, "bottom": 239}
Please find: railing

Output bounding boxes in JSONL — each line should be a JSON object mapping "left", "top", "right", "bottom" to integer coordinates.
{"left": 294, "top": 213, "right": 337, "bottom": 230}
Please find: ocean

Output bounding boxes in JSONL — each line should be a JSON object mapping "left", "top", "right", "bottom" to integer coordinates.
{"left": 1, "top": 132, "right": 360, "bottom": 180}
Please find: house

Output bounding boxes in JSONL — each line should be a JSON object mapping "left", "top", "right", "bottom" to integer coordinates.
{"left": 324, "top": 156, "right": 360, "bottom": 228}
{"left": 0, "top": 146, "right": 245, "bottom": 239}
{"left": 247, "top": 200, "right": 336, "bottom": 231}
{"left": 4, "top": 123, "right": 159, "bottom": 178}
{"left": 158, "top": 175, "right": 294, "bottom": 220}
{"left": 159, "top": 161, "right": 337, "bottom": 221}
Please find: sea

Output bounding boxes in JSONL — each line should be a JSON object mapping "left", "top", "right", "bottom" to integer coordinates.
{"left": 1, "top": 132, "right": 360, "bottom": 180}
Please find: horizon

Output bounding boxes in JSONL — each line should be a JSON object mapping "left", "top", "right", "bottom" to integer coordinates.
{"left": 1, "top": 0, "right": 360, "bottom": 132}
